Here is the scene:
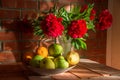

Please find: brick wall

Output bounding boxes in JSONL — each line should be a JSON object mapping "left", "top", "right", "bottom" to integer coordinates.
{"left": 0, "top": 0, "right": 107, "bottom": 64}
{"left": 0, "top": 0, "right": 40, "bottom": 64}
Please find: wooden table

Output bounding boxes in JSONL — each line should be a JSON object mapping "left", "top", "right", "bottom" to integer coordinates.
{"left": 0, "top": 59, "right": 120, "bottom": 80}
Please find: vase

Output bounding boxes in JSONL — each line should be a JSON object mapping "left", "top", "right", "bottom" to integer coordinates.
{"left": 58, "top": 36, "right": 72, "bottom": 57}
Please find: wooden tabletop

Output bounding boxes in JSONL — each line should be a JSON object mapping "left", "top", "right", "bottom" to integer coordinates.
{"left": 0, "top": 59, "right": 120, "bottom": 80}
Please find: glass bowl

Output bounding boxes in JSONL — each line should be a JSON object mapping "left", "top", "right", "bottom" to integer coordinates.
{"left": 26, "top": 65, "right": 75, "bottom": 76}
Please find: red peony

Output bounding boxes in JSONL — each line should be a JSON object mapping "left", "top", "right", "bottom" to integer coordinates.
{"left": 96, "top": 9, "right": 113, "bottom": 30}
{"left": 67, "top": 20, "right": 87, "bottom": 38}
{"left": 41, "top": 13, "right": 64, "bottom": 37}
{"left": 90, "top": 9, "right": 96, "bottom": 20}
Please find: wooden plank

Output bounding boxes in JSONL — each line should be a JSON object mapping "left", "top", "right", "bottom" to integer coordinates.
{"left": 28, "top": 76, "right": 52, "bottom": 80}
{"left": 89, "top": 76, "right": 120, "bottom": 80}
{"left": 52, "top": 72, "right": 80, "bottom": 80}
{"left": 79, "top": 59, "right": 120, "bottom": 76}
{"left": 69, "top": 65, "right": 101, "bottom": 78}
{"left": 0, "top": 63, "right": 24, "bottom": 71}
{"left": 80, "top": 76, "right": 120, "bottom": 80}
{"left": 0, "top": 63, "right": 27, "bottom": 80}
{"left": 0, "top": 77, "right": 27, "bottom": 80}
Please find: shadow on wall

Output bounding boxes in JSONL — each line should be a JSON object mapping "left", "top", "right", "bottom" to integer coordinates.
{"left": 0, "top": 15, "right": 38, "bottom": 64}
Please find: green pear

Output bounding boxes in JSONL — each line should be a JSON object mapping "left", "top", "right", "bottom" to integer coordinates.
{"left": 54, "top": 56, "right": 69, "bottom": 69}
{"left": 29, "top": 55, "right": 44, "bottom": 67}
{"left": 40, "top": 57, "right": 55, "bottom": 69}
{"left": 48, "top": 43, "right": 63, "bottom": 57}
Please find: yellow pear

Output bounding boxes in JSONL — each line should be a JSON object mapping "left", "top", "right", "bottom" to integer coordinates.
{"left": 40, "top": 57, "right": 55, "bottom": 69}
{"left": 54, "top": 56, "right": 69, "bottom": 69}
{"left": 66, "top": 51, "right": 80, "bottom": 66}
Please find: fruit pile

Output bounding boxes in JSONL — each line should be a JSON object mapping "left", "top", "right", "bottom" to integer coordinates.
{"left": 24, "top": 43, "right": 80, "bottom": 69}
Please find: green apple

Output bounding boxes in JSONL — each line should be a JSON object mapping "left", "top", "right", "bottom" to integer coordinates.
{"left": 40, "top": 57, "right": 55, "bottom": 69}
{"left": 54, "top": 56, "right": 69, "bottom": 69}
{"left": 29, "top": 55, "right": 43, "bottom": 67}
{"left": 48, "top": 43, "right": 63, "bottom": 57}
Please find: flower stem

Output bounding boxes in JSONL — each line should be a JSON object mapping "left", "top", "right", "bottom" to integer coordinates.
{"left": 54, "top": 37, "right": 59, "bottom": 44}
{"left": 70, "top": 45, "right": 74, "bottom": 51}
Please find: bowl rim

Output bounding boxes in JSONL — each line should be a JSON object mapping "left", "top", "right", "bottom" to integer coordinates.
{"left": 26, "top": 65, "right": 76, "bottom": 76}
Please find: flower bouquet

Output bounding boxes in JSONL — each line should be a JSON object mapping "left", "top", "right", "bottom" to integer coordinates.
{"left": 22, "top": 3, "right": 113, "bottom": 76}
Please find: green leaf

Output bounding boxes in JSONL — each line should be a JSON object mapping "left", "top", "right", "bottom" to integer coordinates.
{"left": 71, "top": 5, "right": 80, "bottom": 14}
{"left": 77, "top": 38, "right": 87, "bottom": 50}
{"left": 71, "top": 38, "right": 87, "bottom": 50}
{"left": 87, "top": 21, "right": 95, "bottom": 29}
{"left": 49, "top": 5, "right": 58, "bottom": 15}
{"left": 71, "top": 40, "right": 75, "bottom": 48}
{"left": 58, "top": 7, "right": 70, "bottom": 21}
{"left": 75, "top": 42, "right": 80, "bottom": 49}
{"left": 81, "top": 4, "right": 94, "bottom": 20}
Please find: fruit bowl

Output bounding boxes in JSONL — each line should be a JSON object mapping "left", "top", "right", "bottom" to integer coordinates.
{"left": 26, "top": 65, "right": 75, "bottom": 76}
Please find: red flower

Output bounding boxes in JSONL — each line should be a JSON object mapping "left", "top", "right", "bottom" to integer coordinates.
{"left": 41, "top": 13, "right": 64, "bottom": 37}
{"left": 80, "top": 5, "right": 88, "bottom": 13}
{"left": 96, "top": 9, "right": 113, "bottom": 30}
{"left": 68, "top": 20, "right": 87, "bottom": 38}
{"left": 90, "top": 9, "right": 96, "bottom": 20}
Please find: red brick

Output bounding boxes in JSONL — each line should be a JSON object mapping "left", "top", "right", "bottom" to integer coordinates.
{"left": 1, "top": 20, "right": 17, "bottom": 30}
{"left": 0, "top": 53, "right": 6, "bottom": 62}
{"left": 24, "top": 0, "right": 38, "bottom": 9}
{"left": 21, "top": 10, "right": 38, "bottom": 19}
{"left": 3, "top": 41, "right": 19, "bottom": 51}
{"left": 7, "top": 51, "right": 21, "bottom": 62}
{"left": 58, "top": 0, "right": 78, "bottom": 4}
{"left": 1, "top": 0, "right": 16, "bottom": 8}
{"left": 3, "top": 51, "right": 21, "bottom": 62}
{"left": 3, "top": 41, "right": 38, "bottom": 51}
{"left": 21, "top": 33, "right": 34, "bottom": 40}
{"left": 15, "top": 0, "right": 24, "bottom": 9}
{"left": 0, "top": 31, "right": 20, "bottom": 40}
{"left": 1, "top": 19, "right": 36, "bottom": 33}
{"left": 16, "top": 0, "right": 38, "bottom": 9}
{"left": 40, "top": 1, "right": 54, "bottom": 11}
{"left": 19, "top": 41, "right": 38, "bottom": 51}
{"left": 13, "top": 52, "right": 21, "bottom": 62}
{"left": 21, "top": 32, "right": 40, "bottom": 40}
{"left": 2, "top": 0, "right": 38, "bottom": 9}
{"left": 0, "top": 9, "right": 20, "bottom": 19}
{"left": 0, "top": 51, "right": 17, "bottom": 63}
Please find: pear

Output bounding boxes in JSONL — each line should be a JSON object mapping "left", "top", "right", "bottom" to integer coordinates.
{"left": 29, "top": 55, "right": 43, "bottom": 67}
{"left": 66, "top": 51, "right": 80, "bottom": 66}
{"left": 54, "top": 56, "right": 69, "bottom": 69}
{"left": 40, "top": 57, "right": 55, "bottom": 69}
{"left": 48, "top": 43, "right": 63, "bottom": 57}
